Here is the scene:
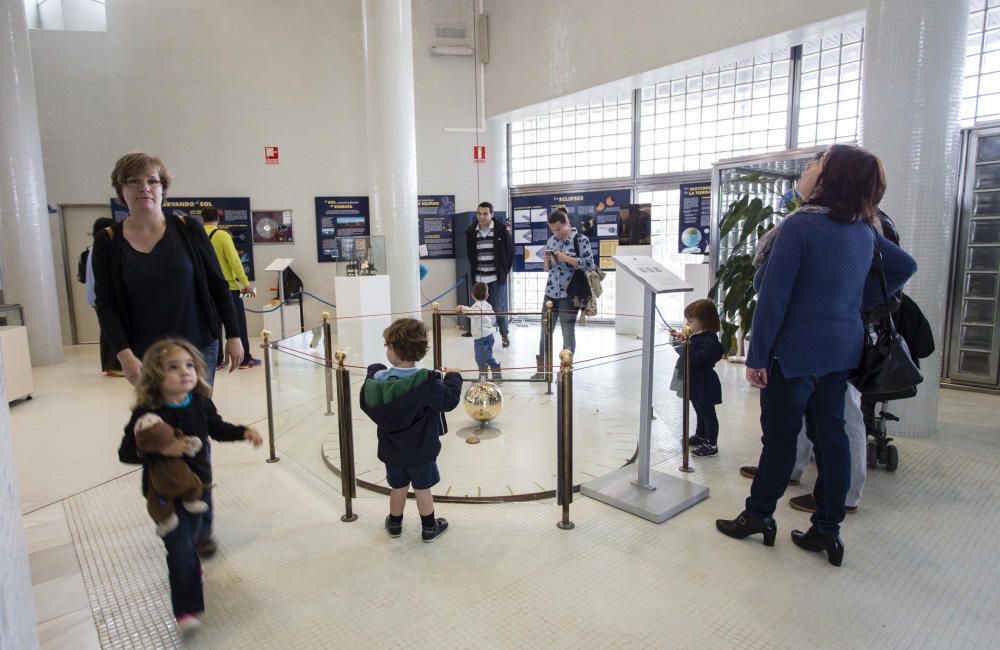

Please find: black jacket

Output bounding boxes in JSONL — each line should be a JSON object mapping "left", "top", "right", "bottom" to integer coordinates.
{"left": 466, "top": 217, "right": 514, "bottom": 284}
{"left": 118, "top": 393, "right": 246, "bottom": 497}
{"left": 359, "top": 365, "right": 463, "bottom": 466}
{"left": 677, "top": 332, "right": 724, "bottom": 405}
{"left": 92, "top": 214, "right": 239, "bottom": 356}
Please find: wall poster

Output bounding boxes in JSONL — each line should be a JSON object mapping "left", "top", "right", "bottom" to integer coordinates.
{"left": 252, "top": 210, "right": 294, "bottom": 243}
{"left": 418, "top": 195, "right": 455, "bottom": 259}
{"left": 678, "top": 183, "right": 712, "bottom": 254}
{"left": 510, "top": 189, "right": 631, "bottom": 272}
{"left": 314, "top": 196, "right": 370, "bottom": 262}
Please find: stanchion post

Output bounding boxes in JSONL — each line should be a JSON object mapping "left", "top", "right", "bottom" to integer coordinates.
{"left": 544, "top": 300, "right": 554, "bottom": 395}
{"left": 335, "top": 350, "right": 359, "bottom": 522}
{"left": 556, "top": 349, "right": 575, "bottom": 530}
{"left": 262, "top": 329, "right": 280, "bottom": 464}
{"left": 680, "top": 336, "right": 693, "bottom": 473}
{"left": 432, "top": 302, "right": 443, "bottom": 370}
{"left": 322, "top": 311, "right": 334, "bottom": 416}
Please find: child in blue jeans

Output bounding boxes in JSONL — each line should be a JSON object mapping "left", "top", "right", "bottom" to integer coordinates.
{"left": 670, "top": 299, "right": 725, "bottom": 457}
{"left": 457, "top": 282, "right": 502, "bottom": 382}
{"left": 360, "top": 318, "right": 463, "bottom": 542}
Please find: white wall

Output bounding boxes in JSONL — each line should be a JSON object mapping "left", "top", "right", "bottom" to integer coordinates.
{"left": 29, "top": 0, "right": 506, "bottom": 342}
{"left": 483, "top": 0, "right": 865, "bottom": 117}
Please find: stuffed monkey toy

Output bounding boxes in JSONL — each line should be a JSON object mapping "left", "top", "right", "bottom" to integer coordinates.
{"left": 134, "top": 413, "right": 209, "bottom": 537}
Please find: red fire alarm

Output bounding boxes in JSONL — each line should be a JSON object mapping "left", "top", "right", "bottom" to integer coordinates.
{"left": 473, "top": 145, "right": 486, "bottom": 163}
{"left": 265, "top": 146, "right": 280, "bottom": 165}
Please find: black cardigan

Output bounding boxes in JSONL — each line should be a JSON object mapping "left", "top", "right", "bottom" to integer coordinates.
{"left": 91, "top": 214, "right": 239, "bottom": 356}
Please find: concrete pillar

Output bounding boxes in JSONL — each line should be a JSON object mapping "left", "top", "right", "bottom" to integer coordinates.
{"left": 362, "top": 0, "right": 420, "bottom": 317}
{"left": 0, "top": 352, "right": 39, "bottom": 649}
{"left": 0, "top": 0, "right": 63, "bottom": 366}
{"left": 859, "top": 0, "right": 969, "bottom": 436}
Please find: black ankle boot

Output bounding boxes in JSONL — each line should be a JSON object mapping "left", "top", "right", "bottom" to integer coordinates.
{"left": 791, "top": 526, "right": 844, "bottom": 567}
{"left": 715, "top": 510, "right": 777, "bottom": 546}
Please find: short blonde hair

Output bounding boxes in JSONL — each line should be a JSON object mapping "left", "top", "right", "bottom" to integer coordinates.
{"left": 133, "top": 338, "right": 210, "bottom": 410}
{"left": 111, "top": 152, "right": 173, "bottom": 203}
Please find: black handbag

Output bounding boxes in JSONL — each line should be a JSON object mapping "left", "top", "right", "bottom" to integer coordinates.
{"left": 850, "top": 227, "right": 923, "bottom": 399}
{"left": 565, "top": 234, "right": 592, "bottom": 301}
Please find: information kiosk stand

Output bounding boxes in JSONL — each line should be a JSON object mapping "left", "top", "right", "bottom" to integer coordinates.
{"left": 581, "top": 256, "right": 710, "bottom": 523}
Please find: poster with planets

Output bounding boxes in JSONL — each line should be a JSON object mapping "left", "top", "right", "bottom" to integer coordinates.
{"left": 678, "top": 182, "right": 711, "bottom": 254}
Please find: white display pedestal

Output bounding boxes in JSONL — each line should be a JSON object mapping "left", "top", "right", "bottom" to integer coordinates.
{"left": 614, "top": 245, "right": 652, "bottom": 336}
{"left": 0, "top": 326, "right": 33, "bottom": 402}
{"left": 683, "top": 263, "right": 712, "bottom": 309}
{"left": 333, "top": 275, "right": 392, "bottom": 366}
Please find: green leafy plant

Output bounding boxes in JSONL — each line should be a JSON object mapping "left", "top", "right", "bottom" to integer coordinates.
{"left": 710, "top": 174, "right": 799, "bottom": 355}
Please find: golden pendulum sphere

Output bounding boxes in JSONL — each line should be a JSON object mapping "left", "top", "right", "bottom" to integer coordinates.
{"left": 463, "top": 381, "right": 504, "bottom": 423}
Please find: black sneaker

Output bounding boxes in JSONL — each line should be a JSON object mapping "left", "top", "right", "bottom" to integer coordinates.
{"left": 196, "top": 536, "right": 217, "bottom": 558}
{"left": 421, "top": 517, "right": 449, "bottom": 543}
{"left": 693, "top": 444, "right": 718, "bottom": 457}
{"left": 688, "top": 435, "right": 708, "bottom": 447}
{"left": 384, "top": 515, "right": 402, "bottom": 538}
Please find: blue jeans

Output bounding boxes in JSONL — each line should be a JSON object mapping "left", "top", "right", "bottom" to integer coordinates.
{"left": 162, "top": 499, "right": 204, "bottom": 616}
{"left": 474, "top": 334, "right": 500, "bottom": 371}
{"left": 485, "top": 281, "right": 509, "bottom": 337}
{"left": 538, "top": 296, "right": 580, "bottom": 355}
{"left": 746, "top": 361, "right": 851, "bottom": 535}
{"left": 200, "top": 340, "right": 219, "bottom": 387}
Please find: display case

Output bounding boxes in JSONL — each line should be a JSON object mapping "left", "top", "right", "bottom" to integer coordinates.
{"left": 709, "top": 147, "right": 827, "bottom": 276}
{"left": 0, "top": 304, "right": 24, "bottom": 327}
{"left": 335, "top": 236, "right": 387, "bottom": 277}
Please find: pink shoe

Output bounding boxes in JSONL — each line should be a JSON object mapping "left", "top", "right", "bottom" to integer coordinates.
{"left": 175, "top": 612, "right": 201, "bottom": 634}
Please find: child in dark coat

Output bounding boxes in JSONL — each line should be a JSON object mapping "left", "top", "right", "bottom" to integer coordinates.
{"left": 118, "top": 338, "right": 262, "bottom": 635}
{"left": 670, "top": 299, "right": 725, "bottom": 456}
{"left": 360, "top": 318, "right": 463, "bottom": 542}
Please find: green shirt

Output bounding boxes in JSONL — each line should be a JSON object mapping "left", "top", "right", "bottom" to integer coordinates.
{"left": 204, "top": 225, "right": 249, "bottom": 291}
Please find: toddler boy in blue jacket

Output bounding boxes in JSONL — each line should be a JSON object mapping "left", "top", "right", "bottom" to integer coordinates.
{"left": 360, "top": 318, "right": 463, "bottom": 542}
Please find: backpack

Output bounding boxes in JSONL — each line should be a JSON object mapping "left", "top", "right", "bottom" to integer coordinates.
{"left": 76, "top": 248, "right": 90, "bottom": 284}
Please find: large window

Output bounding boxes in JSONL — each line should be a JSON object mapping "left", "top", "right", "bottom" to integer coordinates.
{"left": 963, "top": 0, "right": 1000, "bottom": 127}
{"left": 637, "top": 51, "right": 791, "bottom": 175}
{"left": 796, "top": 29, "right": 864, "bottom": 147}
{"left": 509, "top": 93, "right": 633, "bottom": 187}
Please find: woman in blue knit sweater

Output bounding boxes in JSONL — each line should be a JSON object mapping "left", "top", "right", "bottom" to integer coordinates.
{"left": 716, "top": 145, "right": 917, "bottom": 567}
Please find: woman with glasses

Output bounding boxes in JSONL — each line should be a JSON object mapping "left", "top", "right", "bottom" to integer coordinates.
{"left": 91, "top": 152, "right": 242, "bottom": 387}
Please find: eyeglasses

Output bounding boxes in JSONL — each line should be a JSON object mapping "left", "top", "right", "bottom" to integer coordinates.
{"left": 123, "top": 178, "right": 162, "bottom": 188}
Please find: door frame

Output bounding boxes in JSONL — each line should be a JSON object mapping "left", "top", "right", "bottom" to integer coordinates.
{"left": 59, "top": 204, "right": 110, "bottom": 345}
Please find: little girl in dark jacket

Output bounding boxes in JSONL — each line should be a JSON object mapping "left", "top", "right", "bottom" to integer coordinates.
{"left": 671, "top": 299, "right": 725, "bottom": 456}
{"left": 117, "top": 338, "right": 262, "bottom": 635}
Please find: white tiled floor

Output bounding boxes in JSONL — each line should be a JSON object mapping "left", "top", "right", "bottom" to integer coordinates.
{"left": 13, "top": 329, "right": 1000, "bottom": 648}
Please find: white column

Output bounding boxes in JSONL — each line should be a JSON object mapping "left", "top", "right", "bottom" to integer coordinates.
{"left": 0, "top": 353, "right": 39, "bottom": 649}
{"left": 0, "top": 0, "right": 63, "bottom": 366}
{"left": 859, "top": 0, "right": 969, "bottom": 436}
{"left": 362, "top": 0, "right": 420, "bottom": 317}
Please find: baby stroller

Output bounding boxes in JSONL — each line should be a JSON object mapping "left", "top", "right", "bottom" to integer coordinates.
{"left": 861, "top": 395, "right": 908, "bottom": 472}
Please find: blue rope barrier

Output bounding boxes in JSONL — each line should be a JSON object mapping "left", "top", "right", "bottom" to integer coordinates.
{"left": 421, "top": 277, "right": 467, "bottom": 308}
{"left": 299, "top": 290, "right": 336, "bottom": 309}
{"left": 245, "top": 300, "right": 287, "bottom": 314}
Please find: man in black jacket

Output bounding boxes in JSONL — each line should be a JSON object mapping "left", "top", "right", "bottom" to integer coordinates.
{"left": 465, "top": 201, "right": 514, "bottom": 347}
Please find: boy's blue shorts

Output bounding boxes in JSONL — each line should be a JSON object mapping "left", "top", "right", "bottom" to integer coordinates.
{"left": 385, "top": 461, "right": 440, "bottom": 490}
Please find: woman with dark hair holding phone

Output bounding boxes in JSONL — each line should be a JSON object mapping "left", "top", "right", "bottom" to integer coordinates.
{"left": 716, "top": 145, "right": 917, "bottom": 566}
